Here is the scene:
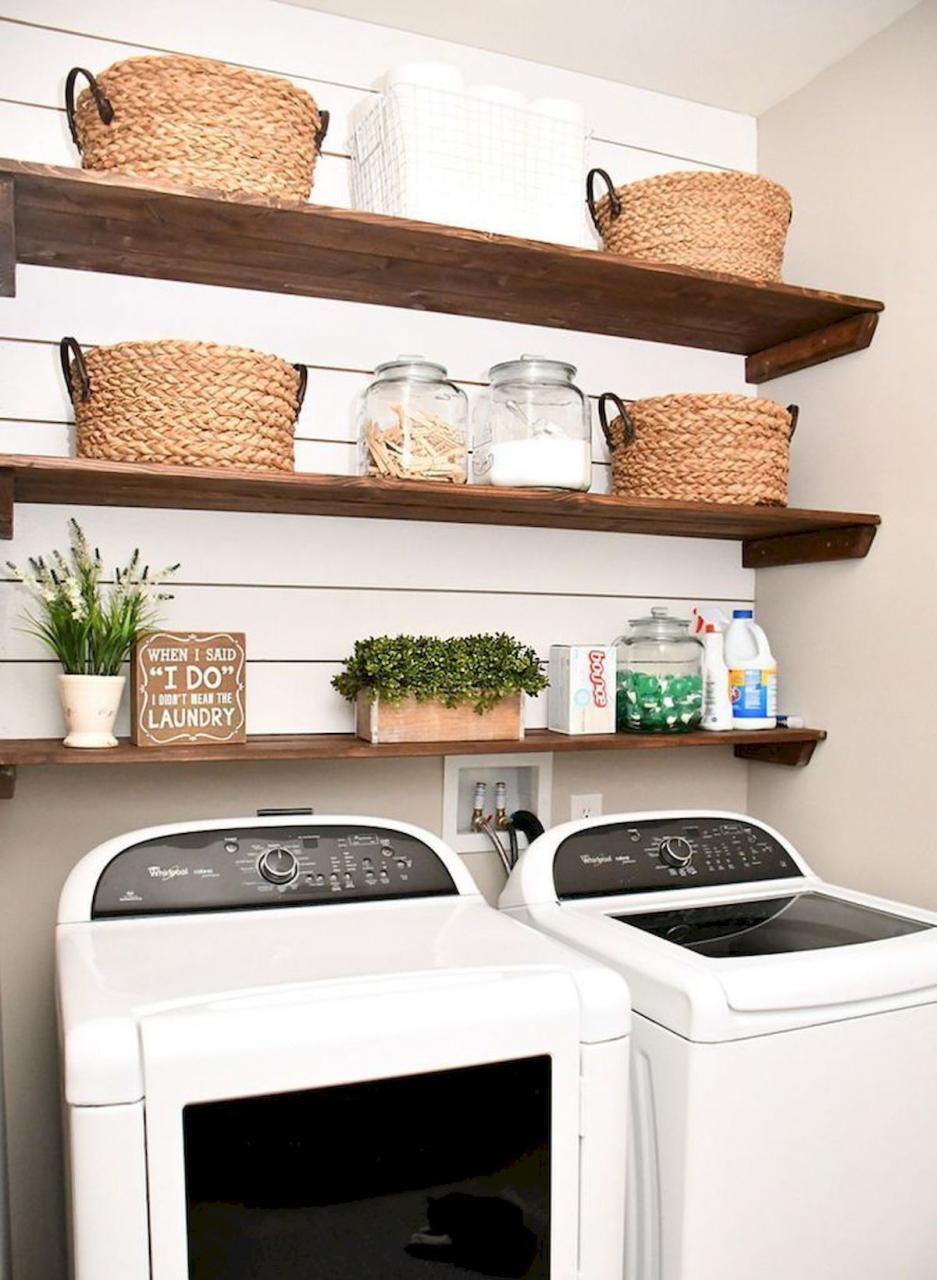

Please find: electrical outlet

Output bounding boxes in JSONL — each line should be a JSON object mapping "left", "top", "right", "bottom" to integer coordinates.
{"left": 570, "top": 793, "right": 603, "bottom": 821}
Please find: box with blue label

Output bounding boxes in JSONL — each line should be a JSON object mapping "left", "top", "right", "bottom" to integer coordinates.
{"left": 548, "top": 645, "right": 616, "bottom": 735}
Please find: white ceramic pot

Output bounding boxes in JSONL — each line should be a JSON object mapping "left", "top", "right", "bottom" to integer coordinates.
{"left": 59, "top": 674, "right": 126, "bottom": 749}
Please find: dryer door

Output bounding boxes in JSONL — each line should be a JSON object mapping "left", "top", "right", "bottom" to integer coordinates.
{"left": 140, "top": 970, "right": 585, "bottom": 1280}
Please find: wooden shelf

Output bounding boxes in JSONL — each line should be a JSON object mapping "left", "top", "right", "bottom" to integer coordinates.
{"left": 0, "top": 454, "right": 879, "bottom": 566}
{"left": 0, "top": 160, "right": 883, "bottom": 383}
{"left": 0, "top": 728, "right": 826, "bottom": 797}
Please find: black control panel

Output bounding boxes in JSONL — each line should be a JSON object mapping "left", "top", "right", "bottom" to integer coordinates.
{"left": 91, "top": 824, "right": 457, "bottom": 918}
{"left": 554, "top": 816, "right": 802, "bottom": 900}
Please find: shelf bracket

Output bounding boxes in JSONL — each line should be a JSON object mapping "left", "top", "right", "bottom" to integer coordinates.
{"left": 0, "top": 467, "right": 12, "bottom": 540}
{"left": 743, "top": 523, "right": 877, "bottom": 569}
{"left": 0, "top": 766, "right": 16, "bottom": 799}
{"left": 734, "top": 738, "right": 820, "bottom": 768}
{"left": 0, "top": 176, "right": 14, "bottom": 298}
{"left": 746, "top": 312, "right": 879, "bottom": 384}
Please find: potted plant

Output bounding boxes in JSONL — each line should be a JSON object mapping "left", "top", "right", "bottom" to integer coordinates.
{"left": 333, "top": 633, "right": 548, "bottom": 743}
{"left": 7, "top": 519, "right": 177, "bottom": 748}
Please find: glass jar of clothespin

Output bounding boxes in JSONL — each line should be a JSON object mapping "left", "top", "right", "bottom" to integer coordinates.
{"left": 359, "top": 355, "right": 468, "bottom": 484}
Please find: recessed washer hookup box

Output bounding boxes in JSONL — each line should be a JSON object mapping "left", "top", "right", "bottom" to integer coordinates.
{"left": 548, "top": 645, "right": 616, "bottom": 735}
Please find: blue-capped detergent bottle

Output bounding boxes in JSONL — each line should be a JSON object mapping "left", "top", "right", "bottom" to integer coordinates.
{"left": 724, "top": 609, "right": 777, "bottom": 729}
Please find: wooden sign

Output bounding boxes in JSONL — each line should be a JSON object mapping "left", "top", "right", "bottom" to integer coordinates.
{"left": 132, "top": 631, "right": 246, "bottom": 747}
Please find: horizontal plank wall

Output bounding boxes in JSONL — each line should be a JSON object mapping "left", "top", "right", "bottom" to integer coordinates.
{"left": 0, "top": 3, "right": 756, "bottom": 1277}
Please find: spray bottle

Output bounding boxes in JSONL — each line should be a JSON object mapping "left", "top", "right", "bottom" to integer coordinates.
{"left": 701, "top": 623, "right": 733, "bottom": 731}
{"left": 691, "top": 605, "right": 730, "bottom": 637}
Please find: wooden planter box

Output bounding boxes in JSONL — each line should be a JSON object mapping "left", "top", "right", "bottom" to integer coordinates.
{"left": 355, "top": 692, "right": 524, "bottom": 744}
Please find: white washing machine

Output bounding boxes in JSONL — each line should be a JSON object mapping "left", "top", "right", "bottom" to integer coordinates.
{"left": 57, "top": 815, "right": 630, "bottom": 1280}
{"left": 500, "top": 810, "right": 937, "bottom": 1280}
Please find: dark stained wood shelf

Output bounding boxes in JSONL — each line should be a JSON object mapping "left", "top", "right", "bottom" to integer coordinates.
{"left": 0, "top": 727, "right": 826, "bottom": 797}
{"left": 0, "top": 160, "right": 883, "bottom": 383}
{"left": 0, "top": 454, "right": 880, "bottom": 567}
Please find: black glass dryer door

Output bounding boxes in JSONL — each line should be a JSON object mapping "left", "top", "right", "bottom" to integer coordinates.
{"left": 184, "top": 1056, "right": 551, "bottom": 1279}
{"left": 614, "top": 892, "right": 931, "bottom": 957}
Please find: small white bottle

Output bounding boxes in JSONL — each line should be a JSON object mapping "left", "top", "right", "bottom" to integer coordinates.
{"left": 701, "top": 624, "right": 733, "bottom": 731}
{"left": 724, "top": 609, "right": 778, "bottom": 730}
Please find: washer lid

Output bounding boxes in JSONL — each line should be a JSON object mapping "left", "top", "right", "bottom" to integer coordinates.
{"left": 614, "top": 891, "right": 931, "bottom": 957}
{"left": 513, "top": 886, "right": 937, "bottom": 1043}
{"left": 501, "top": 811, "right": 937, "bottom": 1040}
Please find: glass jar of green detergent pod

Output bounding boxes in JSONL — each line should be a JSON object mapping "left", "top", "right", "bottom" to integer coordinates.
{"left": 614, "top": 607, "right": 704, "bottom": 733}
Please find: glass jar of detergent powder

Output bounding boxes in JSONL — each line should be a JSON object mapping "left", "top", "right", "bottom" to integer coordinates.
{"left": 472, "top": 355, "right": 592, "bottom": 489}
{"left": 614, "top": 607, "right": 703, "bottom": 732}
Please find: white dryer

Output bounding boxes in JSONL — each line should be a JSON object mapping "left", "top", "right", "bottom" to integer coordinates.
{"left": 500, "top": 810, "right": 937, "bottom": 1280}
{"left": 57, "top": 815, "right": 630, "bottom": 1280}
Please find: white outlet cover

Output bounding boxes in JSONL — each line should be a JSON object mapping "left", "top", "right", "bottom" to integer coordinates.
{"left": 571, "top": 793, "right": 603, "bottom": 820}
{"left": 442, "top": 752, "right": 554, "bottom": 855}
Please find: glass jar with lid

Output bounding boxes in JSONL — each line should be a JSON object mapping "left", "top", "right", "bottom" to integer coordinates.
{"left": 473, "top": 354, "right": 591, "bottom": 490}
{"left": 614, "top": 607, "right": 703, "bottom": 733}
{"left": 359, "top": 355, "right": 468, "bottom": 484}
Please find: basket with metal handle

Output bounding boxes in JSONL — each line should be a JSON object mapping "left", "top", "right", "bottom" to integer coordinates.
{"left": 586, "top": 166, "right": 792, "bottom": 282}
{"left": 60, "top": 336, "right": 307, "bottom": 474}
{"left": 597, "top": 391, "right": 798, "bottom": 507}
{"left": 65, "top": 55, "right": 329, "bottom": 201}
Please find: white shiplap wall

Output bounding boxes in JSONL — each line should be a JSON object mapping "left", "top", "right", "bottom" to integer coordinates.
{"left": 0, "top": 7, "right": 758, "bottom": 1277}
{"left": 0, "top": 0, "right": 756, "bottom": 741}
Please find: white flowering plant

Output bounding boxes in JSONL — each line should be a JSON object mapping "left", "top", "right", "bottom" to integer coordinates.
{"left": 7, "top": 519, "right": 178, "bottom": 676}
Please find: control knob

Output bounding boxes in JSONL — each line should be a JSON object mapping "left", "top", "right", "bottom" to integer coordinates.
{"left": 258, "top": 846, "right": 299, "bottom": 884}
{"left": 659, "top": 836, "right": 694, "bottom": 868}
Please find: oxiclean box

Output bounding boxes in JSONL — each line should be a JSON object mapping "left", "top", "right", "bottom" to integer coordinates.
{"left": 548, "top": 645, "right": 616, "bottom": 735}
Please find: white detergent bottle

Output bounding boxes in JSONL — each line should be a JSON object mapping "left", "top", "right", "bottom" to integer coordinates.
{"left": 724, "top": 609, "right": 778, "bottom": 729}
{"left": 701, "top": 624, "right": 733, "bottom": 731}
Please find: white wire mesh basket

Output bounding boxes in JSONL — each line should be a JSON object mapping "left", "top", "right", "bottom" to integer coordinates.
{"left": 349, "top": 84, "right": 590, "bottom": 247}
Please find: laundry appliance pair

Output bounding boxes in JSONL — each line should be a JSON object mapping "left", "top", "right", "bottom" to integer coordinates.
{"left": 57, "top": 810, "right": 937, "bottom": 1279}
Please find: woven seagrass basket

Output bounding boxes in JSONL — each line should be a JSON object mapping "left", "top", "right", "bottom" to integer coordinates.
{"left": 598, "top": 392, "right": 798, "bottom": 507}
{"left": 65, "top": 56, "right": 329, "bottom": 201}
{"left": 587, "top": 168, "right": 792, "bottom": 282}
{"left": 60, "top": 337, "right": 306, "bottom": 474}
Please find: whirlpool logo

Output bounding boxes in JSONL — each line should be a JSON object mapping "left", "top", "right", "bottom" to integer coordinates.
{"left": 146, "top": 864, "right": 189, "bottom": 881}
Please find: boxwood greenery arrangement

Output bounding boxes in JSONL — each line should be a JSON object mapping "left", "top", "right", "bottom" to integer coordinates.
{"left": 332, "top": 633, "right": 548, "bottom": 714}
